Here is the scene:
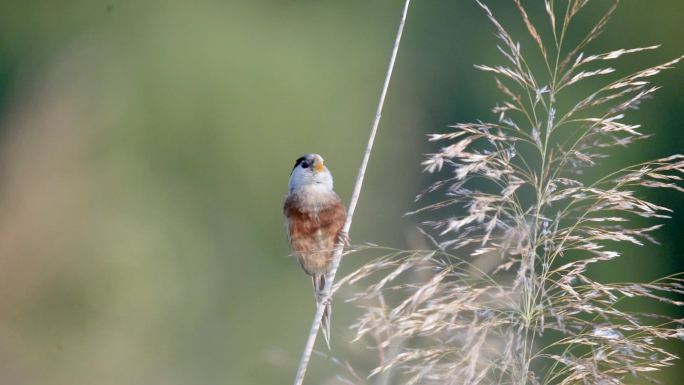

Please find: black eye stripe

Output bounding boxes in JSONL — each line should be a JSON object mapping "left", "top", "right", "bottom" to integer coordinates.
{"left": 292, "top": 156, "right": 310, "bottom": 172}
{"left": 293, "top": 156, "right": 305, "bottom": 169}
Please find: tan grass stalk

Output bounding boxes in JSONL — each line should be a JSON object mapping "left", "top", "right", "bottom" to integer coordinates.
{"left": 291, "top": 1, "right": 412, "bottom": 384}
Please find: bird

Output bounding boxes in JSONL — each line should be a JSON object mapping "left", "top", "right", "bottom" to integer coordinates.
{"left": 283, "top": 153, "right": 346, "bottom": 348}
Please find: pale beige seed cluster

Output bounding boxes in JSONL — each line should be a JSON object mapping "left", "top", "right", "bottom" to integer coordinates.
{"left": 332, "top": 1, "right": 684, "bottom": 384}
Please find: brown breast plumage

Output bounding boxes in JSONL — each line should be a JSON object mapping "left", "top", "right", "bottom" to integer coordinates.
{"left": 284, "top": 191, "right": 346, "bottom": 276}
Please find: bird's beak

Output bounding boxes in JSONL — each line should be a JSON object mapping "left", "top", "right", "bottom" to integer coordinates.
{"left": 314, "top": 155, "right": 325, "bottom": 173}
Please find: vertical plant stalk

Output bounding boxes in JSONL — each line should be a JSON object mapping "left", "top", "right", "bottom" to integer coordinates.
{"left": 292, "top": 1, "right": 411, "bottom": 384}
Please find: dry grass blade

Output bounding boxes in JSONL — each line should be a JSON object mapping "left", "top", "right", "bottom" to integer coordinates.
{"left": 558, "top": 0, "right": 620, "bottom": 75}
{"left": 514, "top": 0, "right": 547, "bottom": 62}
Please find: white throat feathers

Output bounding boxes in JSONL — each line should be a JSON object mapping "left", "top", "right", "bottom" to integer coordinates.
{"left": 287, "top": 153, "right": 338, "bottom": 218}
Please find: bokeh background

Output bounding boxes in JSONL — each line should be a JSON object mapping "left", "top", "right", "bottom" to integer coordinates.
{"left": 0, "top": 1, "right": 682, "bottom": 384}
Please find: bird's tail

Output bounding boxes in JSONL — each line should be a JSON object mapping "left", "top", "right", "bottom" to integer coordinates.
{"left": 313, "top": 274, "right": 332, "bottom": 349}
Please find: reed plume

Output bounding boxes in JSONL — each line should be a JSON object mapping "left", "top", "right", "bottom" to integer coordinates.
{"left": 335, "top": 1, "right": 684, "bottom": 384}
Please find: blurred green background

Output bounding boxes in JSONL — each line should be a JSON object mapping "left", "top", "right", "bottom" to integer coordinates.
{"left": 0, "top": 1, "right": 682, "bottom": 384}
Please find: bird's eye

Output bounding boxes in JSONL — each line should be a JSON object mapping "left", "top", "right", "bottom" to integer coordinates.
{"left": 301, "top": 161, "right": 310, "bottom": 169}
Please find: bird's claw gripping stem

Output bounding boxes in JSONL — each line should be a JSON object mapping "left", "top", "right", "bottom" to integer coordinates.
{"left": 338, "top": 231, "right": 350, "bottom": 247}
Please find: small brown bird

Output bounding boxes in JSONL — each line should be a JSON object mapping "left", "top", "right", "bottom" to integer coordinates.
{"left": 284, "top": 154, "right": 346, "bottom": 347}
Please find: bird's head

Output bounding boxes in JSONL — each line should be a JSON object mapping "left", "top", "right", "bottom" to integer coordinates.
{"left": 288, "top": 153, "right": 333, "bottom": 193}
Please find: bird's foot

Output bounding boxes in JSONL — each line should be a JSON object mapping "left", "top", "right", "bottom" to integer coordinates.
{"left": 316, "top": 291, "right": 331, "bottom": 305}
{"left": 338, "top": 231, "right": 350, "bottom": 247}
